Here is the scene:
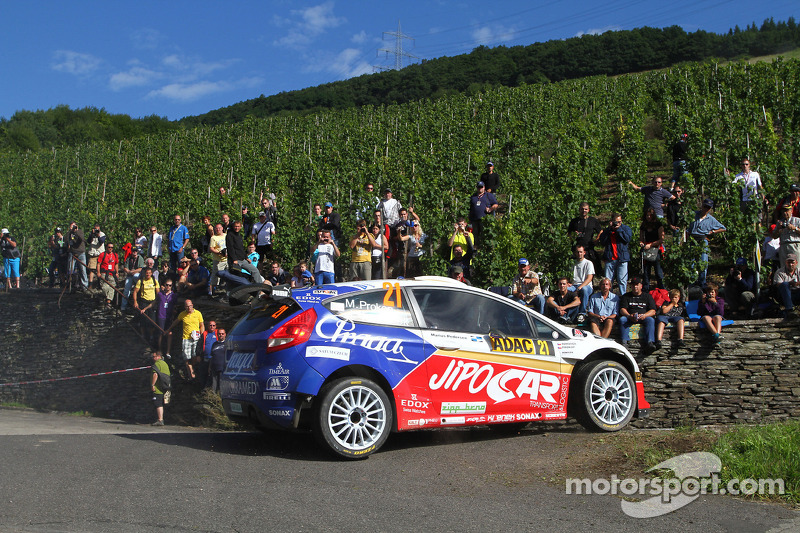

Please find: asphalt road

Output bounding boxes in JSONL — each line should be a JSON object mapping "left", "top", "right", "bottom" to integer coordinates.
{"left": 0, "top": 409, "right": 797, "bottom": 533}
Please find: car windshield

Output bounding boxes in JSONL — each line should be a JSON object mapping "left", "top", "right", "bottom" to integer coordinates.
{"left": 231, "top": 299, "right": 301, "bottom": 335}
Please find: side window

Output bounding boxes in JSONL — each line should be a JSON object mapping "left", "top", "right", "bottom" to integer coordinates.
{"left": 323, "top": 286, "right": 414, "bottom": 327}
{"left": 531, "top": 316, "right": 561, "bottom": 339}
{"left": 411, "top": 288, "right": 533, "bottom": 338}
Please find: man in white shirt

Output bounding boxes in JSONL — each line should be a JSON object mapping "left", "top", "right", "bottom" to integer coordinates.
{"left": 733, "top": 157, "right": 769, "bottom": 215}
{"left": 568, "top": 244, "right": 595, "bottom": 316}
{"left": 313, "top": 230, "right": 340, "bottom": 285}
{"left": 379, "top": 188, "right": 402, "bottom": 227}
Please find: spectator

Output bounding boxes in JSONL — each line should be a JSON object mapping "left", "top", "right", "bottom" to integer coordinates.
{"left": 67, "top": 221, "right": 88, "bottom": 291}
{"left": 724, "top": 258, "right": 757, "bottom": 317}
{"left": 251, "top": 210, "right": 276, "bottom": 266}
{"left": 266, "top": 261, "right": 287, "bottom": 286}
{"left": 688, "top": 199, "right": 726, "bottom": 287}
{"left": 220, "top": 213, "right": 232, "bottom": 233}
{"left": 655, "top": 289, "right": 686, "bottom": 349}
{"left": 133, "top": 228, "right": 147, "bottom": 254}
{"left": 95, "top": 242, "right": 119, "bottom": 307}
{"left": 639, "top": 207, "right": 665, "bottom": 291}
{"left": 259, "top": 191, "right": 278, "bottom": 226}
{"left": 349, "top": 219, "right": 379, "bottom": 281}
{"left": 1, "top": 229, "right": 21, "bottom": 289}
{"left": 291, "top": 263, "right": 313, "bottom": 288}
{"left": 158, "top": 260, "right": 177, "bottom": 287}
{"left": 313, "top": 229, "right": 340, "bottom": 285}
{"left": 355, "top": 183, "right": 379, "bottom": 221}
{"left": 226, "top": 220, "right": 264, "bottom": 283}
{"left": 208, "top": 223, "right": 227, "bottom": 295}
{"left": 569, "top": 244, "right": 594, "bottom": 316}
{"left": 240, "top": 206, "right": 254, "bottom": 240}
{"left": 567, "top": 202, "right": 602, "bottom": 274}
{"left": 665, "top": 184, "right": 685, "bottom": 236}
{"left": 186, "top": 247, "right": 205, "bottom": 268}
{"left": 146, "top": 225, "right": 163, "bottom": 266}
{"left": 599, "top": 213, "right": 633, "bottom": 295}
{"left": 319, "top": 202, "right": 341, "bottom": 246}
{"left": 307, "top": 203, "right": 324, "bottom": 233}
{"left": 120, "top": 247, "right": 144, "bottom": 311}
{"left": 167, "top": 299, "right": 204, "bottom": 380}
{"left": 154, "top": 279, "right": 177, "bottom": 358}
{"left": 699, "top": 283, "right": 725, "bottom": 345}
{"left": 183, "top": 259, "right": 210, "bottom": 299}
{"left": 671, "top": 133, "right": 689, "bottom": 190}
{"left": 764, "top": 221, "right": 782, "bottom": 284}
{"left": 773, "top": 253, "right": 800, "bottom": 320}
{"left": 218, "top": 187, "right": 233, "bottom": 218}
{"left": 246, "top": 243, "right": 259, "bottom": 268}
{"left": 480, "top": 161, "right": 500, "bottom": 193}
{"left": 198, "top": 320, "right": 217, "bottom": 388}
{"left": 546, "top": 277, "right": 580, "bottom": 324}
{"left": 395, "top": 220, "right": 425, "bottom": 278}
{"left": 209, "top": 328, "right": 227, "bottom": 393}
{"left": 618, "top": 277, "right": 657, "bottom": 352}
{"left": 86, "top": 223, "right": 106, "bottom": 290}
{"left": 469, "top": 181, "right": 498, "bottom": 245}
{"left": 448, "top": 243, "right": 473, "bottom": 281}
{"left": 448, "top": 265, "right": 472, "bottom": 285}
{"left": 448, "top": 217, "right": 474, "bottom": 271}
{"left": 775, "top": 183, "right": 800, "bottom": 219}
{"left": 370, "top": 223, "right": 388, "bottom": 280}
{"left": 731, "top": 157, "right": 768, "bottom": 216}
{"left": 167, "top": 215, "right": 190, "bottom": 272}
{"left": 150, "top": 351, "right": 170, "bottom": 426}
{"left": 587, "top": 277, "right": 618, "bottom": 338}
{"left": 379, "top": 188, "right": 402, "bottom": 227}
{"left": 47, "top": 227, "right": 68, "bottom": 288}
{"left": 175, "top": 257, "right": 192, "bottom": 292}
{"left": 776, "top": 203, "right": 800, "bottom": 265}
{"left": 133, "top": 267, "right": 160, "bottom": 345}
{"left": 511, "top": 258, "right": 545, "bottom": 314}
{"left": 628, "top": 177, "right": 675, "bottom": 219}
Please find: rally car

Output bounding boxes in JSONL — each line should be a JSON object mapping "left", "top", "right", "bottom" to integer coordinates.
{"left": 220, "top": 277, "right": 649, "bottom": 459}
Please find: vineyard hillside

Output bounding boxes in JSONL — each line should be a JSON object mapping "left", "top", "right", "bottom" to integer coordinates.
{"left": 2, "top": 60, "right": 798, "bottom": 287}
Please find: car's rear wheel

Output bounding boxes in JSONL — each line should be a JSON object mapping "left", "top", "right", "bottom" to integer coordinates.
{"left": 314, "top": 377, "right": 392, "bottom": 459}
{"left": 572, "top": 360, "right": 635, "bottom": 431}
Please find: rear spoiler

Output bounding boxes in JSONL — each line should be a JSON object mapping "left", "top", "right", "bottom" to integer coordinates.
{"left": 228, "top": 283, "right": 292, "bottom": 307}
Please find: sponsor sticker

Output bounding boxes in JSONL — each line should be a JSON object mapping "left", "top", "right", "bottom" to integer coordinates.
{"left": 265, "top": 376, "right": 290, "bottom": 391}
{"left": 488, "top": 414, "right": 515, "bottom": 422}
{"left": 263, "top": 393, "right": 291, "bottom": 401}
{"left": 268, "top": 362, "right": 290, "bottom": 375}
{"left": 221, "top": 380, "right": 258, "bottom": 396}
{"left": 268, "top": 409, "right": 293, "bottom": 418}
{"left": 465, "top": 415, "right": 487, "bottom": 423}
{"left": 225, "top": 352, "right": 256, "bottom": 376}
{"left": 441, "top": 416, "right": 466, "bottom": 425}
{"left": 545, "top": 412, "right": 565, "bottom": 419}
{"left": 313, "top": 289, "right": 338, "bottom": 295}
{"left": 441, "top": 402, "right": 486, "bottom": 414}
{"left": 489, "top": 336, "right": 552, "bottom": 356}
{"left": 306, "top": 346, "right": 351, "bottom": 361}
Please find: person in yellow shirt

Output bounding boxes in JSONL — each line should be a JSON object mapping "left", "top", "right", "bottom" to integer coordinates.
{"left": 133, "top": 267, "right": 160, "bottom": 345}
{"left": 349, "top": 219, "right": 379, "bottom": 281}
{"left": 167, "top": 299, "right": 204, "bottom": 380}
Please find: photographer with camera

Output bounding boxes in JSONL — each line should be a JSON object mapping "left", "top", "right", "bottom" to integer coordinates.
{"left": 599, "top": 213, "right": 633, "bottom": 295}
{"left": 349, "top": 219, "right": 379, "bottom": 281}
{"left": 208, "top": 223, "right": 227, "bottom": 296}
{"left": 67, "top": 221, "right": 88, "bottom": 291}
{"left": 776, "top": 202, "right": 800, "bottom": 265}
{"left": 1, "top": 229, "right": 21, "bottom": 289}
{"left": 724, "top": 258, "right": 757, "bottom": 317}
{"left": 47, "top": 227, "right": 68, "bottom": 288}
{"left": 313, "top": 230, "right": 340, "bottom": 285}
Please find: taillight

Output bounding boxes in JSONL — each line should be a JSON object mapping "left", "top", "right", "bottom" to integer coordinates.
{"left": 267, "top": 308, "right": 317, "bottom": 352}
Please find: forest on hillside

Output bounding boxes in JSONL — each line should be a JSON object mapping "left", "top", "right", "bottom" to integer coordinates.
{"left": 1, "top": 59, "right": 797, "bottom": 289}
{"left": 0, "top": 18, "right": 797, "bottom": 153}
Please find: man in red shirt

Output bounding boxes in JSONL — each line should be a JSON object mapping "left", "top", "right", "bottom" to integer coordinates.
{"left": 96, "top": 243, "right": 119, "bottom": 307}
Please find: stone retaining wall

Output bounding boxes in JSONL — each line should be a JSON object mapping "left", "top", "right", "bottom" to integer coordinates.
{"left": 1, "top": 290, "right": 798, "bottom": 427}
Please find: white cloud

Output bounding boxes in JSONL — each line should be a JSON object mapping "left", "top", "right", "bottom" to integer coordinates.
{"left": 351, "top": 30, "right": 369, "bottom": 44}
{"left": 51, "top": 50, "right": 102, "bottom": 75}
{"left": 147, "top": 77, "right": 262, "bottom": 102}
{"left": 576, "top": 25, "right": 620, "bottom": 37}
{"left": 109, "top": 66, "right": 161, "bottom": 91}
{"left": 471, "top": 25, "right": 517, "bottom": 45}
{"left": 274, "top": 2, "right": 346, "bottom": 48}
{"left": 304, "top": 48, "right": 372, "bottom": 79}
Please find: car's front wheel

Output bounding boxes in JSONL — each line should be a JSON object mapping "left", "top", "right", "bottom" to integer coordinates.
{"left": 314, "top": 377, "right": 393, "bottom": 459}
{"left": 572, "top": 360, "right": 635, "bottom": 431}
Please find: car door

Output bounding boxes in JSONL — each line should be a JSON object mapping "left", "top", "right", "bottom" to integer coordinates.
{"left": 407, "top": 287, "right": 568, "bottom": 426}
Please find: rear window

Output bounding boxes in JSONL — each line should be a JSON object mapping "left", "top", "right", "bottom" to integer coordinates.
{"left": 230, "top": 299, "right": 302, "bottom": 335}
{"left": 323, "top": 288, "right": 415, "bottom": 327}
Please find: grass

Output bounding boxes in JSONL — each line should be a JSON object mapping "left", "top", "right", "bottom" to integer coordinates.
{"left": 610, "top": 421, "right": 800, "bottom": 504}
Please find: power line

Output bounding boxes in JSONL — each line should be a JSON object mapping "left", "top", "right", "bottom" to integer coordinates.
{"left": 374, "top": 21, "right": 419, "bottom": 72}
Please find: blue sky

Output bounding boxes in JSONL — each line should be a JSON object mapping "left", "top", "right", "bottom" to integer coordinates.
{"left": 1, "top": 0, "right": 796, "bottom": 121}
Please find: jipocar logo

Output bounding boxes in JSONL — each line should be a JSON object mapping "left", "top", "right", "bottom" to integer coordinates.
{"left": 429, "top": 359, "right": 560, "bottom": 404}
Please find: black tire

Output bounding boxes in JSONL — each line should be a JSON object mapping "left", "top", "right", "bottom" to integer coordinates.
{"left": 313, "top": 377, "right": 393, "bottom": 459}
{"left": 571, "top": 360, "right": 635, "bottom": 432}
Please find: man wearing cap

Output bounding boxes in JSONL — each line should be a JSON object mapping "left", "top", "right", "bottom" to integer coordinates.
{"left": 618, "top": 277, "right": 657, "bottom": 352}
{"left": 379, "top": 189, "right": 402, "bottom": 228}
{"left": 480, "top": 162, "right": 500, "bottom": 193}
{"left": 773, "top": 253, "right": 800, "bottom": 319}
{"left": 511, "top": 258, "right": 545, "bottom": 314}
{"left": 732, "top": 157, "right": 768, "bottom": 216}
{"left": 469, "top": 181, "right": 498, "bottom": 245}
{"left": 319, "top": 202, "right": 341, "bottom": 246}
{"left": 251, "top": 210, "right": 276, "bottom": 266}
{"left": 776, "top": 201, "right": 800, "bottom": 265}
{"left": 448, "top": 265, "right": 472, "bottom": 285}
{"left": 688, "top": 199, "right": 726, "bottom": 287}
{"left": 1, "top": 229, "right": 21, "bottom": 289}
